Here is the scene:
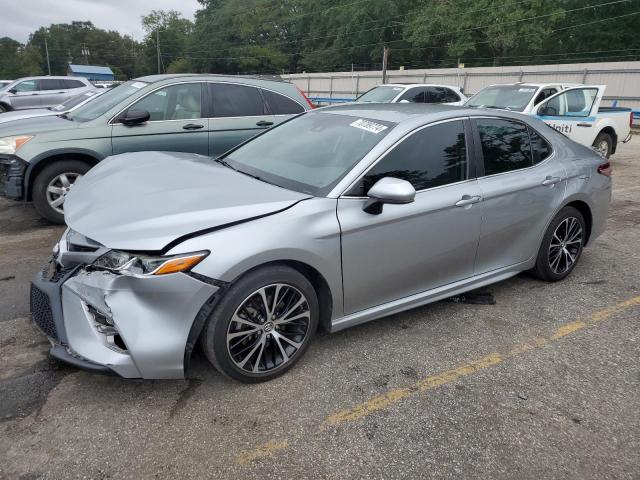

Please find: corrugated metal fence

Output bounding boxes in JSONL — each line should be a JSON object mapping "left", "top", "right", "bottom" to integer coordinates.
{"left": 282, "top": 61, "right": 640, "bottom": 116}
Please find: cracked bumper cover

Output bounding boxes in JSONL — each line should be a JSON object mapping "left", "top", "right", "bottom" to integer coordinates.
{"left": 32, "top": 261, "right": 219, "bottom": 379}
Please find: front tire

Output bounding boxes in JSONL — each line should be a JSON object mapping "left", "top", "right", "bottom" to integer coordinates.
{"left": 200, "top": 265, "right": 319, "bottom": 383}
{"left": 592, "top": 132, "right": 613, "bottom": 159}
{"left": 32, "top": 160, "right": 91, "bottom": 224}
{"left": 532, "top": 206, "right": 586, "bottom": 282}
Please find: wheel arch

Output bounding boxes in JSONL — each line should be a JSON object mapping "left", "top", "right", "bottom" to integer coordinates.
{"left": 25, "top": 150, "right": 102, "bottom": 200}
{"left": 563, "top": 199, "right": 593, "bottom": 245}
{"left": 0, "top": 101, "right": 12, "bottom": 112}
{"left": 595, "top": 125, "right": 618, "bottom": 154}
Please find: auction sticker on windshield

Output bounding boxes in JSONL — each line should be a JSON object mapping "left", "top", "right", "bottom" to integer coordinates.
{"left": 350, "top": 118, "right": 388, "bottom": 134}
{"left": 131, "top": 82, "right": 147, "bottom": 89}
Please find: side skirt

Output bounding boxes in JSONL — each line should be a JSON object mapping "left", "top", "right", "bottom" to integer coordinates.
{"left": 329, "top": 261, "right": 531, "bottom": 333}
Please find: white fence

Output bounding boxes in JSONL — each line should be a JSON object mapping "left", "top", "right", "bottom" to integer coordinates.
{"left": 283, "top": 61, "right": 640, "bottom": 112}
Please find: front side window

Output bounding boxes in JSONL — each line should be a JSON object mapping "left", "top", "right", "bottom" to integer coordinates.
{"left": 211, "top": 83, "right": 266, "bottom": 117}
{"left": 67, "top": 80, "right": 149, "bottom": 122}
{"left": 398, "top": 88, "right": 426, "bottom": 103}
{"left": 356, "top": 120, "right": 467, "bottom": 195}
{"left": 225, "top": 113, "right": 394, "bottom": 195}
{"left": 541, "top": 88, "right": 598, "bottom": 117}
{"left": 261, "top": 89, "right": 304, "bottom": 115}
{"left": 128, "top": 83, "right": 202, "bottom": 121}
{"left": 357, "top": 86, "right": 405, "bottom": 103}
{"left": 477, "top": 118, "right": 532, "bottom": 175}
{"left": 14, "top": 80, "right": 37, "bottom": 92}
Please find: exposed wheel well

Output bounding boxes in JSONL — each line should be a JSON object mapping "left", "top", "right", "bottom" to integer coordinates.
{"left": 598, "top": 126, "right": 617, "bottom": 154}
{"left": 565, "top": 200, "right": 592, "bottom": 244}
{"left": 0, "top": 102, "right": 12, "bottom": 112}
{"left": 27, "top": 153, "right": 99, "bottom": 200}
{"left": 235, "top": 260, "right": 334, "bottom": 332}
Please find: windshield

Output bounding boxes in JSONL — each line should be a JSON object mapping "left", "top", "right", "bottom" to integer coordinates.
{"left": 357, "top": 86, "right": 404, "bottom": 103}
{"left": 50, "top": 90, "right": 99, "bottom": 112}
{"left": 66, "top": 80, "right": 148, "bottom": 122}
{"left": 225, "top": 112, "right": 395, "bottom": 195}
{"left": 466, "top": 85, "right": 538, "bottom": 111}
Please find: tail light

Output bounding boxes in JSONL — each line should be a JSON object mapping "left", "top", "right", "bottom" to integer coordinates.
{"left": 295, "top": 85, "right": 316, "bottom": 109}
{"left": 597, "top": 161, "right": 612, "bottom": 177}
{"left": 631, "top": 111, "right": 634, "bottom": 128}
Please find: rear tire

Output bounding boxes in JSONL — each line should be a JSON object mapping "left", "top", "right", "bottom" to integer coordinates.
{"left": 32, "top": 160, "right": 92, "bottom": 224}
{"left": 200, "top": 265, "right": 319, "bottom": 383}
{"left": 592, "top": 132, "right": 613, "bottom": 159}
{"left": 532, "top": 206, "right": 586, "bottom": 282}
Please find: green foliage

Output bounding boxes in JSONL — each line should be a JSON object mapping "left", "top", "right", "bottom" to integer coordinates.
{"left": 0, "top": 0, "right": 639, "bottom": 79}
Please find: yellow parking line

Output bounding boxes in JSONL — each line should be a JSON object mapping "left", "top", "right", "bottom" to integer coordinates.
{"left": 236, "top": 295, "right": 640, "bottom": 464}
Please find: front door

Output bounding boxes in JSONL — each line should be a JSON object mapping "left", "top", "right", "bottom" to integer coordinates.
{"left": 111, "top": 82, "right": 209, "bottom": 155}
{"left": 534, "top": 86, "right": 604, "bottom": 147}
{"left": 338, "top": 118, "right": 482, "bottom": 315}
{"left": 472, "top": 117, "right": 567, "bottom": 273}
{"left": 9, "top": 79, "right": 41, "bottom": 109}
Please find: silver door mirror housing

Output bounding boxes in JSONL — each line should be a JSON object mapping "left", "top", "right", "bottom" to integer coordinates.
{"left": 363, "top": 177, "right": 416, "bottom": 214}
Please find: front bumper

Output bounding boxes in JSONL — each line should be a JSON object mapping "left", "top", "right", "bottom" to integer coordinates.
{"left": 0, "top": 155, "right": 27, "bottom": 199}
{"left": 31, "top": 256, "right": 219, "bottom": 379}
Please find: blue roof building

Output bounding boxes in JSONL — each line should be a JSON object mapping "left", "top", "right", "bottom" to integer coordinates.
{"left": 67, "top": 64, "right": 115, "bottom": 81}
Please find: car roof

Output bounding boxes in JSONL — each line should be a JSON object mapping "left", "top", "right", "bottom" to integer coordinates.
{"left": 134, "top": 73, "right": 285, "bottom": 85}
{"left": 316, "top": 102, "right": 539, "bottom": 126}
{"left": 382, "top": 83, "right": 461, "bottom": 88}
{"left": 12, "top": 76, "right": 86, "bottom": 81}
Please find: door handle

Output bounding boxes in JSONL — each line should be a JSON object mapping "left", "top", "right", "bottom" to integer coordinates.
{"left": 183, "top": 123, "right": 204, "bottom": 130}
{"left": 541, "top": 176, "right": 561, "bottom": 186}
{"left": 455, "top": 195, "right": 482, "bottom": 207}
{"left": 256, "top": 120, "right": 274, "bottom": 127}
{"left": 576, "top": 123, "right": 592, "bottom": 128}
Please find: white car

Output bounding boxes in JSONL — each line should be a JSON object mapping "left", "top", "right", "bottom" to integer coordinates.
{"left": 467, "top": 83, "right": 632, "bottom": 158}
{"left": 0, "top": 90, "right": 102, "bottom": 124}
{"left": 357, "top": 84, "right": 467, "bottom": 106}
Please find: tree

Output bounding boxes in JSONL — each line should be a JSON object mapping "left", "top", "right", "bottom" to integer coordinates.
{"left": 166, "top": 57, "right": 191, "bottom": 73}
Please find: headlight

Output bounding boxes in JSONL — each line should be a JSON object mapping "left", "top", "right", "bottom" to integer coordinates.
{"left": 0, "top": 135, "right": 33, "bottom": 155}
{"left": 92, "top": 250, "right": 209, "bottom": 276}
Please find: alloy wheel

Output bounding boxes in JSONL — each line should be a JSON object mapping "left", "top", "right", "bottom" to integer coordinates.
{"left": 46, "top": 172, "right": 82, "bottom": 214}
{"left": 548, "top": 216, "right": 583, "bottom": 274}
{"left": 226, "top": 283, "right": 310, "bottom": 374}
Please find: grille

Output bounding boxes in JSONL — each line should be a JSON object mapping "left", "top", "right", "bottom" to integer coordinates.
{"left": 41, "top": 261, "right": 76, "bottom": 283}
{"left": 30, "top": 284, "right": 58, "bottom": 340}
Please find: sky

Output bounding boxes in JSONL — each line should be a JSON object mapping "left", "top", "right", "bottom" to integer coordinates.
{"left": 3, "top": 0, "right": 201, "bottom": 43}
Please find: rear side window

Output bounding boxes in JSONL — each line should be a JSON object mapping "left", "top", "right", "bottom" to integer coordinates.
{"left": 261, "top": 89, "right": 304, "bottom": 114}
{"left": 398, "top": 88, "right": 426, "bottom": 103}
{"left": 529, "top": 127, "right": 552, "bottom": 164}
{"left": 477, "top": 118, "right": 532, "bottom": 175}
{"left": 358, "top": 120, "right": 467, "bottom": 194}
{"left": 427, "top": 87, "right": 460, "bottom": 103}
{"left": 64, "top": 79, "right": 85, "bottom": 89}
{"left": 211, "top": 83, "right": 266, "bottom": 117}
{"left": 39, "top": 79, "right": 64, "bottom": 90}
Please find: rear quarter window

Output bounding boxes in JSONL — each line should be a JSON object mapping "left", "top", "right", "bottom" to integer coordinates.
{"left": 262, "top": 89, "right": 304, "bottom": 115}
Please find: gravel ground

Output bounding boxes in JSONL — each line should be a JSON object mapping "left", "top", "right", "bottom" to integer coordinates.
{"left": 0, "top": 140, "right": 638, "bottom": 479}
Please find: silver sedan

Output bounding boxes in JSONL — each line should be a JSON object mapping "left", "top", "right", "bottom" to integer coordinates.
{"left": 30, "top": 104, "right": 612, "bottom": 382}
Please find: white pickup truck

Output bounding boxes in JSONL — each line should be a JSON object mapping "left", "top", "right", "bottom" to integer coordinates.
{"left": 466, "top": 83, "right": 633, "bottom": 158}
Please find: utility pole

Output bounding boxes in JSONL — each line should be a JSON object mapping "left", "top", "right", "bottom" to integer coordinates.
{"left": 44, "top": 38, "right": 51, "bottom": 75}
{"left": 156, "top": 29, "right": 161, "bottom": 74}
{"left": 382, "top": 45, "right": 389, "bottom": 84}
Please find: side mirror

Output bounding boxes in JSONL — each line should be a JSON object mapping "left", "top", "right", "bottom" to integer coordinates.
{"left": 8, "top": 88, "right": 17, "bottom": 94}
{"left": 119, "top": 109, "right": 150, "bottom": 126}
{"left": 362, "top": 177, "right": 416, "bottom": 214}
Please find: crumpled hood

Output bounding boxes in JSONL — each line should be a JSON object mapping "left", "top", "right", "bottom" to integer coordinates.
{"left": 64, "top": 151, "right": 310, "bottom": 251}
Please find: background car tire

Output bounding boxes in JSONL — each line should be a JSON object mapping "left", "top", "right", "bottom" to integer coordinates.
{"left": 532, "top": 206, "right": 586, "bottom": 282}
{"left": 0, "top": 104, "right": 9, "bottom": 113}
{"left": 200, "top": 265, "right": 319, "bottom": 383}
{"left": 592, "top": 132, "right": 613, "bottom": 159}
{"left": 32, "top": 160, "right": 92, "bottom": 224}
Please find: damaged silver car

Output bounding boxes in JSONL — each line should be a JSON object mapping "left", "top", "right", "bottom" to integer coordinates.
{"left": 31, "top": 104, "right": 612, "bottom": 382}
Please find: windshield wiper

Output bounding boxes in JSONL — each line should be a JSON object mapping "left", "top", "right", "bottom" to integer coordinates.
{"left": 215, "top": 157, "right": 275, "bottom": 186}
{"left": 214, "top": 157, "right": 237, "bottom": 171}
{"left": 57, "top": 113, "right": 73, "bottom": 121}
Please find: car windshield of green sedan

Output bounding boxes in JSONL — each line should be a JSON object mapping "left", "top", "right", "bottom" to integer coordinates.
{"left": 225, "top": 112, "right": 395, "bottom": 195}
{"left": 65, "top": 80, "right": 149, "bottom": 122}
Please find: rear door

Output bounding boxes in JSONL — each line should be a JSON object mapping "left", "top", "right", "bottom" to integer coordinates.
{"left": 207, "top": 82, "right": 276, "bottom": 157}
{"left": 111, "top": 82, "right": 209, "bottom": 155}
{"left": 533, "top": 86, "right": 605, "bottom": 147}
{"left": 37, "top": 79, "right": 68, "bottom": 108}
{"left": 472, "top": 117, "right": 566, "bottom": 273}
